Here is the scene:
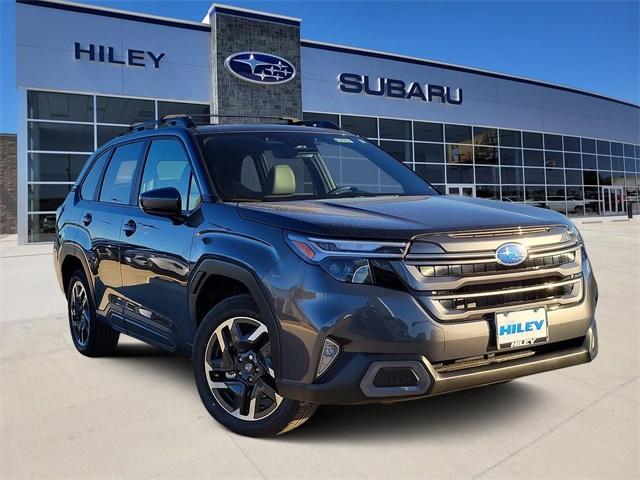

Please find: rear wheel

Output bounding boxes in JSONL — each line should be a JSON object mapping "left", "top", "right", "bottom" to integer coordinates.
{"left": 67, "top": 270, "right": 119, "bottom": 357}
{"left": 193, "top": 295, "right": 316, "bottom": 437}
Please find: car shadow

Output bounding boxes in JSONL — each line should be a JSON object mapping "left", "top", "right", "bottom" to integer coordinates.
{"left": 113, "top": 341, "right": 180, "bottom": 358}
{"left": 110, "top": 340, "right": 193, "bottom": 387}
{"left": 283, "top": 381, "right": 543, "bottom": 443}
{"left": 109, "top": 341, "right": 544, "bottom": 442}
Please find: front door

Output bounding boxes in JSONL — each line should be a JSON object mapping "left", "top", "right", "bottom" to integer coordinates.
{"left": 447, "top": 184, "right": 475, "bottom": 197}
{"left": 602, "top": 186, "right": 626, "bottom": 215}
{"left": 118, "top": 137, "right": 202, "bottom": 351}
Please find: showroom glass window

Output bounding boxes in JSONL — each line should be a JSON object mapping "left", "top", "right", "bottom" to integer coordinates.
{"left": 302, "top": 110, "right": 639, "bottom": 218}
{"left": 26, "top": 90, "right": 209, "bottom": 242}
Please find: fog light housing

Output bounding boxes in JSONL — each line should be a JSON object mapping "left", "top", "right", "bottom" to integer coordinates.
{"left": 316, "top": 338, "right": 340, "bottom": 378}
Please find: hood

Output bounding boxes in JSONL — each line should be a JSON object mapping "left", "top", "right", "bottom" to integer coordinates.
{"left": 237, "top": 195, "right": 570, "bottom": 240}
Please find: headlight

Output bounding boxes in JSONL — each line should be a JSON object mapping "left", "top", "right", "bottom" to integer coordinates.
{"left": 561, "top": 223, "right": 582, "bottom": 243}
{"left": 320, "top": 257, "right": 373, "bottom": 284}
{"left": 561, "top": 222, "right": 589, "bottom": 261}
{"left": 286, "top": 233, "right": 405, "bottom": 284}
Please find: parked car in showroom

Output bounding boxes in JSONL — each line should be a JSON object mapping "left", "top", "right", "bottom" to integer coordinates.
{"left": 54, "top": 115, "right": 598, "bottom": 436}
{"left": 546, "top": 195, "right": 586, "bottom": 215}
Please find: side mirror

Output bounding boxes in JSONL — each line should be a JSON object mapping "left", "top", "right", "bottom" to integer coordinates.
{"left": 139, "top": 187, "right": 182, "bottom": 218}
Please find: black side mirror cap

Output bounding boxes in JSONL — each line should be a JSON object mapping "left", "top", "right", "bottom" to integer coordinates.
{"left": 139, "top": 187, "right": 182, "bottom": 218}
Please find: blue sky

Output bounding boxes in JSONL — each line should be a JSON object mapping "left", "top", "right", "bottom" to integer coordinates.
{"left": 1, "top": 0, "right": 638, "bottom": 133}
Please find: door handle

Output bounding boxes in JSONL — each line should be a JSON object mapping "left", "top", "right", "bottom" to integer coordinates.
{"left": 123, "top": 219, "right": 137, "bottom": 236}
{"left": 82, "top": 213, "right": 92, "bottom": 226}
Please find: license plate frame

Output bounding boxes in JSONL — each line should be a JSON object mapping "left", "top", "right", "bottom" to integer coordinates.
{"left": 495, "top": 307, "right": 549, "bottom": 350}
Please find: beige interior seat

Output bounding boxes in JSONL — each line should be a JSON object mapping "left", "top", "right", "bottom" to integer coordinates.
{"left": 267, "top": 165, "right": 296, "bottom": 196}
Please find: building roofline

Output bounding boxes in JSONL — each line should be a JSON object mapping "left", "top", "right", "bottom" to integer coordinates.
{"left": 301, "top": 39, "right": 640, "bottom": 110}
{"left": 16, "top": 0, "right": 639, "bottom": 109}
{"left": 204, "top": 3, "right": 300, "bottom": 24}
{"left": 16, "top": 0, "right": 211, "bottom": 32}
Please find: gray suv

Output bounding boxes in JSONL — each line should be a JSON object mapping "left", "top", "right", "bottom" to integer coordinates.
{"left": 54, "top": 115, "right": 598, "bottom": 437}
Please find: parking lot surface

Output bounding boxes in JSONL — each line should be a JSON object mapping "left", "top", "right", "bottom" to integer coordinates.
{"left": 1, "top": 221, "right": 638, "bottom": 479}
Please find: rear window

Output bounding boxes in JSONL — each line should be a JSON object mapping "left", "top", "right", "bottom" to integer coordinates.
{"left": 80, "top": 150, "right": 110, "bottom": 201}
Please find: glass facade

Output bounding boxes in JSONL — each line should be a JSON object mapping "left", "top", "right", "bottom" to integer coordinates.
{"left": 26, "top": 90, "right": 209, "bottom": 242}
{"left": 20, "top": 94, "right": 640, "bottom": 242}
{"left": 304, "top": 111, "right": 640, "bottom": 218}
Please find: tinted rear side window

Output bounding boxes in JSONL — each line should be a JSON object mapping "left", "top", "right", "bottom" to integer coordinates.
{"left": 80, "top": 150, "right": 110, "bottom": 200}
{"left": 99, "top": 142, "right": 144, "bottom": 204}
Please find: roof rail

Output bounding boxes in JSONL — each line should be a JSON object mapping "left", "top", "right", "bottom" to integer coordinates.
{"left": 162, "top": 114, "right": 342, "bottom": 130}
{"left": 117, "top": 114, "right": 343, "bottom": 139}
{"left": 161, "top": 114, "right": 302, "bottom": 126}
{"left": 119, "top": 116, "right": 194, "bottom": 137}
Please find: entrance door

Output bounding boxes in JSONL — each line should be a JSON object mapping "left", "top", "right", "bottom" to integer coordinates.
{"left": 447, "top": 184, "right": 475, "bottom": 197}
{"left": 601, "top": 186, "right": 626, "bottom": 215}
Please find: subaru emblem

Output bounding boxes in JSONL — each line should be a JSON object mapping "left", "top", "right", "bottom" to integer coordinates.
{"left": 495, "top": 242, "right": 528, "bottom": 266}
{"left": 224, "top": 52, "right": 296, "bottom": 85}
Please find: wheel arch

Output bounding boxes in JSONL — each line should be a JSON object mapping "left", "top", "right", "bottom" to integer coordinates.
{"left": 59, "top": 243, "right": 94, "bottom": 299}
{"left": 189, "top": 258, "right": 283, "bottom": 380}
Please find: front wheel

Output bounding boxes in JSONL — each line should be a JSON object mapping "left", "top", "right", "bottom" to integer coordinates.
{"left": 193, "top": 295, "right": 316, "bottom": 437}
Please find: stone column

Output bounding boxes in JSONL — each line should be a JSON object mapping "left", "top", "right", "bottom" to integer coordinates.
{"left": 0, "top": 133, "right": 17, "bottom": 234}
{"left": 210, "top": 6, "right": 302, "bottom": 123}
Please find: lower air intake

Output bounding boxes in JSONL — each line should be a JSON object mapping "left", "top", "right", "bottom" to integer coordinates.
{"left": 360, "top": 361, "right": 431, "bottom": 398}
{"left": 373, "top": 367, "right": 419, "bottom": 388}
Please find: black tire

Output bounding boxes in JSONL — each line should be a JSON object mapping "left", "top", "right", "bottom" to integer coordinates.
{"left": 193, "top": 294, "right": 317, "bottom": 437}
{"left": 67, "top": 269, "right": 119, "bottom": 357}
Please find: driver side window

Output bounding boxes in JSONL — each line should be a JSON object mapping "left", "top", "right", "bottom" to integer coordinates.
{"left": 140, "top": 139, "right": 192, "bottom": 211}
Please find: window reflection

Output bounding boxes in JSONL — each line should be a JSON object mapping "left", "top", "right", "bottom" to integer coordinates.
{"left": 446, "top": 145, "right": 473, "bottom": 164}
{"left": 28, "top": 153, "right": 88, "bottom": 182}
{"left": 413, "top": 122, "right": 443, "bottom": 142}
{"left": 379, "top": 119, "right": 411, "bottom": 140}
{"left": 28, "top": 91, "right": 93, "bottom": 122}
{"left": 97, "top": 96, "right": 154, "bottom": 124}
{"left": 340, "top": 115, "right": 377, "bottom": 138}
{"left": 445, "top": 124, "right": 472, "bottom": 144}
{"left": 157, "top": 101, "right": 210, "bottom": 120}
{"left": 473, "top": 127, "right": 498, "bottom": 146}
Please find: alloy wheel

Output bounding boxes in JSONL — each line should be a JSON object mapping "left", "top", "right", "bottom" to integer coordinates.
{"left": 204, "top": 316, "right": 282, "bottom": 421}
{"left": 70, "top": 280, "right": 91, "bottom": 347}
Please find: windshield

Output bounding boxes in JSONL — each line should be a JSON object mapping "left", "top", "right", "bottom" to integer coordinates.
{"left": 197, "top": 131, "right": 438, "bottom": 201}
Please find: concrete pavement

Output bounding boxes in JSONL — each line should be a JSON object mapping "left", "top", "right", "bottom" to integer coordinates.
{"left": 1, "top": 221, "right": 638, "bottom": 479}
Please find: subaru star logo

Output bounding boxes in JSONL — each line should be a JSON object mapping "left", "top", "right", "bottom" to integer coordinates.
{"left": 495, "top": 242, "right": 528, "bottom": 266}
{"left": 224, "top": 52, "right": 296, "bottom": 85}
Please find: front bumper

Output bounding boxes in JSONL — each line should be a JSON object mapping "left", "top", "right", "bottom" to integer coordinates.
{"left": 264, "top": 245, "right": 598, "bottom": 404}
{"left": 277, "top": 323, "right": 598, "bottom": 404}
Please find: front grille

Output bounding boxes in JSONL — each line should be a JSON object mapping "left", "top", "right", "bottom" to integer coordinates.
{"left": 446, "top": 226, "right": 551, "bottom": 239}
{"left": 416, "top": 252, "right": 575, "bottom": 278}
{"left": 436, "top": 278, "right": 579, "bottom": 311}
{"left": 437, "top": 274, "right": 572, "bottom": 295}
{"left": 398, "top": 225, "right": 584, "bottom": 321}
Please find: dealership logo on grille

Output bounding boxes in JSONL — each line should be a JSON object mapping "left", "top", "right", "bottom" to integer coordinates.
{"left": 224, "top": 52, "right": 296, "bottom": 85}
{"left": 495, "top": 242, "right": 528, "bottom": 266}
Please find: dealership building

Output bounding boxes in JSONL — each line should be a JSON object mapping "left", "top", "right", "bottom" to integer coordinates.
{"left": 10, "top": 0, "right": 640, "bottom": 243}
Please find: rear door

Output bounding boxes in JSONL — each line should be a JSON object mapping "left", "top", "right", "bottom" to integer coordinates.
{"left": 77, "top": 141, "right": 145, "bottom": 327}
{"left": 118, "top": 137, "right": 202, "bottom": 350}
